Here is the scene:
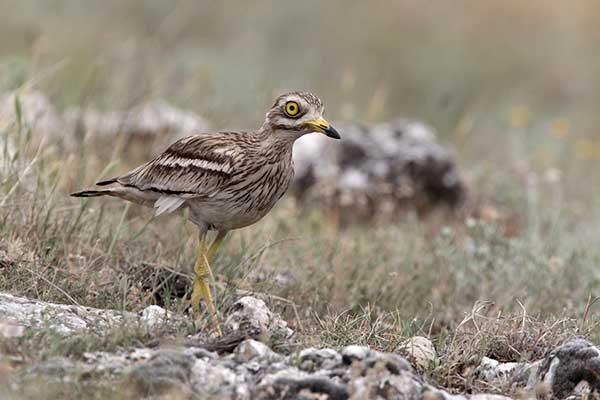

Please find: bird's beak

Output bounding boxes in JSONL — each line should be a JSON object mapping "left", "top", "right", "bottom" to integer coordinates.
{"left": 303, "top": 117, "right": 341, "bottom": 139}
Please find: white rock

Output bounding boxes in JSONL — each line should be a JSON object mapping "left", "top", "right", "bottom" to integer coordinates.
{"left": 292, "top": 118, "right": 465, "bottom": 212}
{"left": 234, "top": 339, "right": 275, "bottom": 363}
{"left": 397, "top": 336, "right": 437, "bottom": 370}
{"left": 258, "top": 367, "right": 308, "bottom": 387}
{"left": 224, "top": 296, "right": 293, "bottom": 342}
{"left": 476, "top": 356, "right": 522, "bottom": 383}
{"left": 140, "top": 305, "right": 170, "bottom": 329}
{"left": 191, "top": 358, "right": 250, "bottom": 400}
{"left": 0, "top": 321, "right": 24, "bottom": 338}
{"left": 341, "top": 345, "right": 371, "bottom": 362}
{"left": 297, "top": 347, "right": 342, "bottom": 371}
{"left": 0, "top": 292, "right": 186, "bottom": 337}
{"left": 0, "top": 90, "right": 65, "bottom": 140}
{"left": 64, "top": 99, "right": 210, "bottom": 150}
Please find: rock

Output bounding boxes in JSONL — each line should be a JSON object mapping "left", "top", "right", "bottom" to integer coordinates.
{"left": 64, "top": 99, "right": 210, "bottom": 155}
{"left": 0, "top": 135, "right": 16, "bottom": 171}
{"left": 234, "top": 339, "right": 278, "bottom": 363}
{"left": 0, "top": 292, "right": 189, "bottom": 337}
{"left": 191, "top": 357, "right": 250, "bottom": 399}
{"left": 297, "top": 348, "right": 343, "bottom": 372}
{"left": 184, "top": 346, "right": 218, "bottom": 361}
{"left": 127, "top": 349, "right": 195, "bottom": 397}
{"left": 140, "top": 304, "right": 173, "bottom": 329}
{"left": 223, "top": 296, "right": 294, "bottom": 344}
{"left": 0, "top": 292, "right": 125, "bottom": 336}
{"left": 361, "top": 351, "right": 413, "bottom": 375}
{"left": 29, "top": 356, "right": 79, "bottom": 377}
{"left": 124, "top": 99, "right": 210, "bottom": 140}
{"left": 9, "top": 334, "right": 517, "bottom": 400}
{"left": 471, "top": 339, "right": 600, "bottom": 398}
{"left": 532, "top": 338, "right": 600, "bottom": 398}
{"left": 0, "top": 91, "right": 49, "bottom": 189}
{"left": 471, "top": 356, "right": 540, "bottom": 396}
{"left": 292, "top": 119, "right": 466, "bottom": 222}
{"left": 473, "top": 356, "right": 531, "bottom": 391}
{"left": 0, "top": 321, "right": 25, "bottom": 338}
{"left": 341, "top": 345, "right": 371, "bottom": 363}
{"left": 0, "top": 90, "right": 65, "bottom": 141}
{"left": 9, "top": 292, "right": 594, "bottom": 400}
{"left": 260, "top": 376, "right": 348, "bottom": 400}
{"left": 397, "top": 336, "right": 437, "bottom": 370}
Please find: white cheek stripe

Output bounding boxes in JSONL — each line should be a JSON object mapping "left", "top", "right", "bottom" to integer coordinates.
{"left": 157, "top": 156, "right": 232, "bottom": 173}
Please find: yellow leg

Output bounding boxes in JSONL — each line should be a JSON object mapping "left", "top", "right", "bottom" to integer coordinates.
{"left": 190, "top": 230, "right": 227, "bottom": 336}
{"left": 206, "top": 230, "right": 228, "bottom": 264}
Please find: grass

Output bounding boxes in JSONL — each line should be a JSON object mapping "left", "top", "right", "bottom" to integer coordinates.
{"left": 2, "top": 1, "right": 600, "bottom": 398}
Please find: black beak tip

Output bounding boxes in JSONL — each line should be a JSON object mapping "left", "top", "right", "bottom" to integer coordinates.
{"left": 325, "top": 126, "right": 341, "bottom": 139}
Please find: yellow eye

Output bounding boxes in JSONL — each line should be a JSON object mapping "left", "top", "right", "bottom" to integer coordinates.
{"left": 284, "top": 101, "right": 300, "bottom": 117}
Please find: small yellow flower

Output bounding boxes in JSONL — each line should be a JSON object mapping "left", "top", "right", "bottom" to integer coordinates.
{"left": 509, "top": 106, "right": 530, "bottom": 128}
{"left": 551, "top": 118, "right": 570, "bottom": 139}
{"left": 548, "top": 256, "right": 564, "bottom": 273}
{"left": 573, "top": 139, "right": 600, "bottom": 160}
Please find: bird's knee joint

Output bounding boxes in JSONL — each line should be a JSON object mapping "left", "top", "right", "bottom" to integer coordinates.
{"left": 195, "top": 267, "right": 210, "bottom": 280}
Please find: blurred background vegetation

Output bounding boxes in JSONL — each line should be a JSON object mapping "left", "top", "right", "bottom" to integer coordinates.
{"left": 3, "top": 1, "right": 600, "bottom": 188}
{"left": 1, "top": 0, "right": 600, "bottom": 369}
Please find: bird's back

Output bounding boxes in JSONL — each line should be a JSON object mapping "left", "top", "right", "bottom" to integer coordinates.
{"left": 77, "top": 131, "right": 295, "bottom": 230}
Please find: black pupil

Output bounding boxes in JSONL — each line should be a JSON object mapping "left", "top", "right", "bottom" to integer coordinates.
{"left": 289, "top": 104, "right": 296, "bottom": 112}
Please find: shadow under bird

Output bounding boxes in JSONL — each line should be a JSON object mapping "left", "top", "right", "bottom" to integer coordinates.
{"left": 71, "top": 92, "right": 341, "bottom": 335}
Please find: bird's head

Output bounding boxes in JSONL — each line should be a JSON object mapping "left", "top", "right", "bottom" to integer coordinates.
{"left": 262, "top": 92, "right": 341, "bottom": 141}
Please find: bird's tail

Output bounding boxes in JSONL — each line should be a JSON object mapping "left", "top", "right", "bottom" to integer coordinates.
{"left": 70, "top": 189, "right": 113, "bottom": 198}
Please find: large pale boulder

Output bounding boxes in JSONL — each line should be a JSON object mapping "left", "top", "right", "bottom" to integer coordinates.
{"left": 292, "top": 119, "right": 466, "bottom": 222}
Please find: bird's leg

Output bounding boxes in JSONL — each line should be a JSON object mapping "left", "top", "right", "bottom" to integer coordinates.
{"left": 206, "top": 230, "right": 228, "bottom": 265}
{"left": 191, "top": 231, "right": 222, "bottom": 336}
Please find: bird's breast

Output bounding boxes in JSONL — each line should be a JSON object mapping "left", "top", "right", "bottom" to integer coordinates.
{"left": 189, "top": 157, "right": 294, "bottom": 230}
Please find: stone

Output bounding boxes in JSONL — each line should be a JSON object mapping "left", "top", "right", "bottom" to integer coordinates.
{"left": 7, "top": 292, "right": 595, "bottom": 400}
{"left": 472, "top": 356, "right": 532, "bottom": 392}
{"left": 191, "top": 358, "right": 250, "bottom": 400}
{"left": 0, "top": 136, "right": 16, "bottom": 172}
{"left": 397, "top": 336, "right": 437, "bottom": 370}
{"left": 223, "top": 296, "right": 294, "bottom": 344}
{"left": 0, "top": 321, "right": 25, "bottom": 338}
{"left": 184, "top": 346, "right": 218, "bottom": 360}
{"left": 29, "top": 356, "right": 79, "bottom": 377}
{"left": 533, "top": 338, "right": 600, "bottom": 398}
{"left": 0, "top": 90, "right": 65, "bottom": 141}
{"left": 64, "top": 99, "right": 211, "bottom": 154}
{"left": 234, "top": 339, "right": 278, "bottom": 363}
{"left": 362, "top": 351, "right": 413, "bottom": 375}
{"left": 297, "top": 347, "right": 343, "bottom": 372}
{"left": 0, "top": 293, "right": 124, "bottom": 336}
{"left": 0, "top": 292, "right": 189, "bottom": 337}
{"left": 127, "top": 349, "right": 195, "bottom": 397}
{"left": 140, "top": 304, "right": 172, "bottom": 329}
{"left": 341, "top": 345, "right": 371, "bottom": 363}
{"left": 262, "top": 376, "right": 348, "bottom": 400}
{"left": 470, "top": 339, "right": 600, "bottom": 398}
{"left": 292, "top": 118, "right": 466, "bottom": 222}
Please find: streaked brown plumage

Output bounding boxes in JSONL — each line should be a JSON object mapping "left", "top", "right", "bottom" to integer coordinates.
{"left": 71, "top": 92, "right": 340, "bottom": 335}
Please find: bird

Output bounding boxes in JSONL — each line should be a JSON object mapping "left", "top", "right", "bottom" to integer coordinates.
{"left": 71, "top": 92, "right": 341, "bottom": 335}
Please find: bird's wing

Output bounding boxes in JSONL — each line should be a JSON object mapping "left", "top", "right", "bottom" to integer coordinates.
{"left": 113, "top": 134, "right": 238, "bottom": 198}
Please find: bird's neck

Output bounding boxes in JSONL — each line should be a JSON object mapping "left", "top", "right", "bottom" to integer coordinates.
{"left": 256, "top": 125, "right": 299, "bottom": 147}
{"left": 254, "top": 125, "right": 297, "bottom": 161}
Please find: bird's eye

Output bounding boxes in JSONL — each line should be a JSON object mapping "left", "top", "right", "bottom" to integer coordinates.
{"left": 284, "top": 101, "right": 300, "bottom": 117}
